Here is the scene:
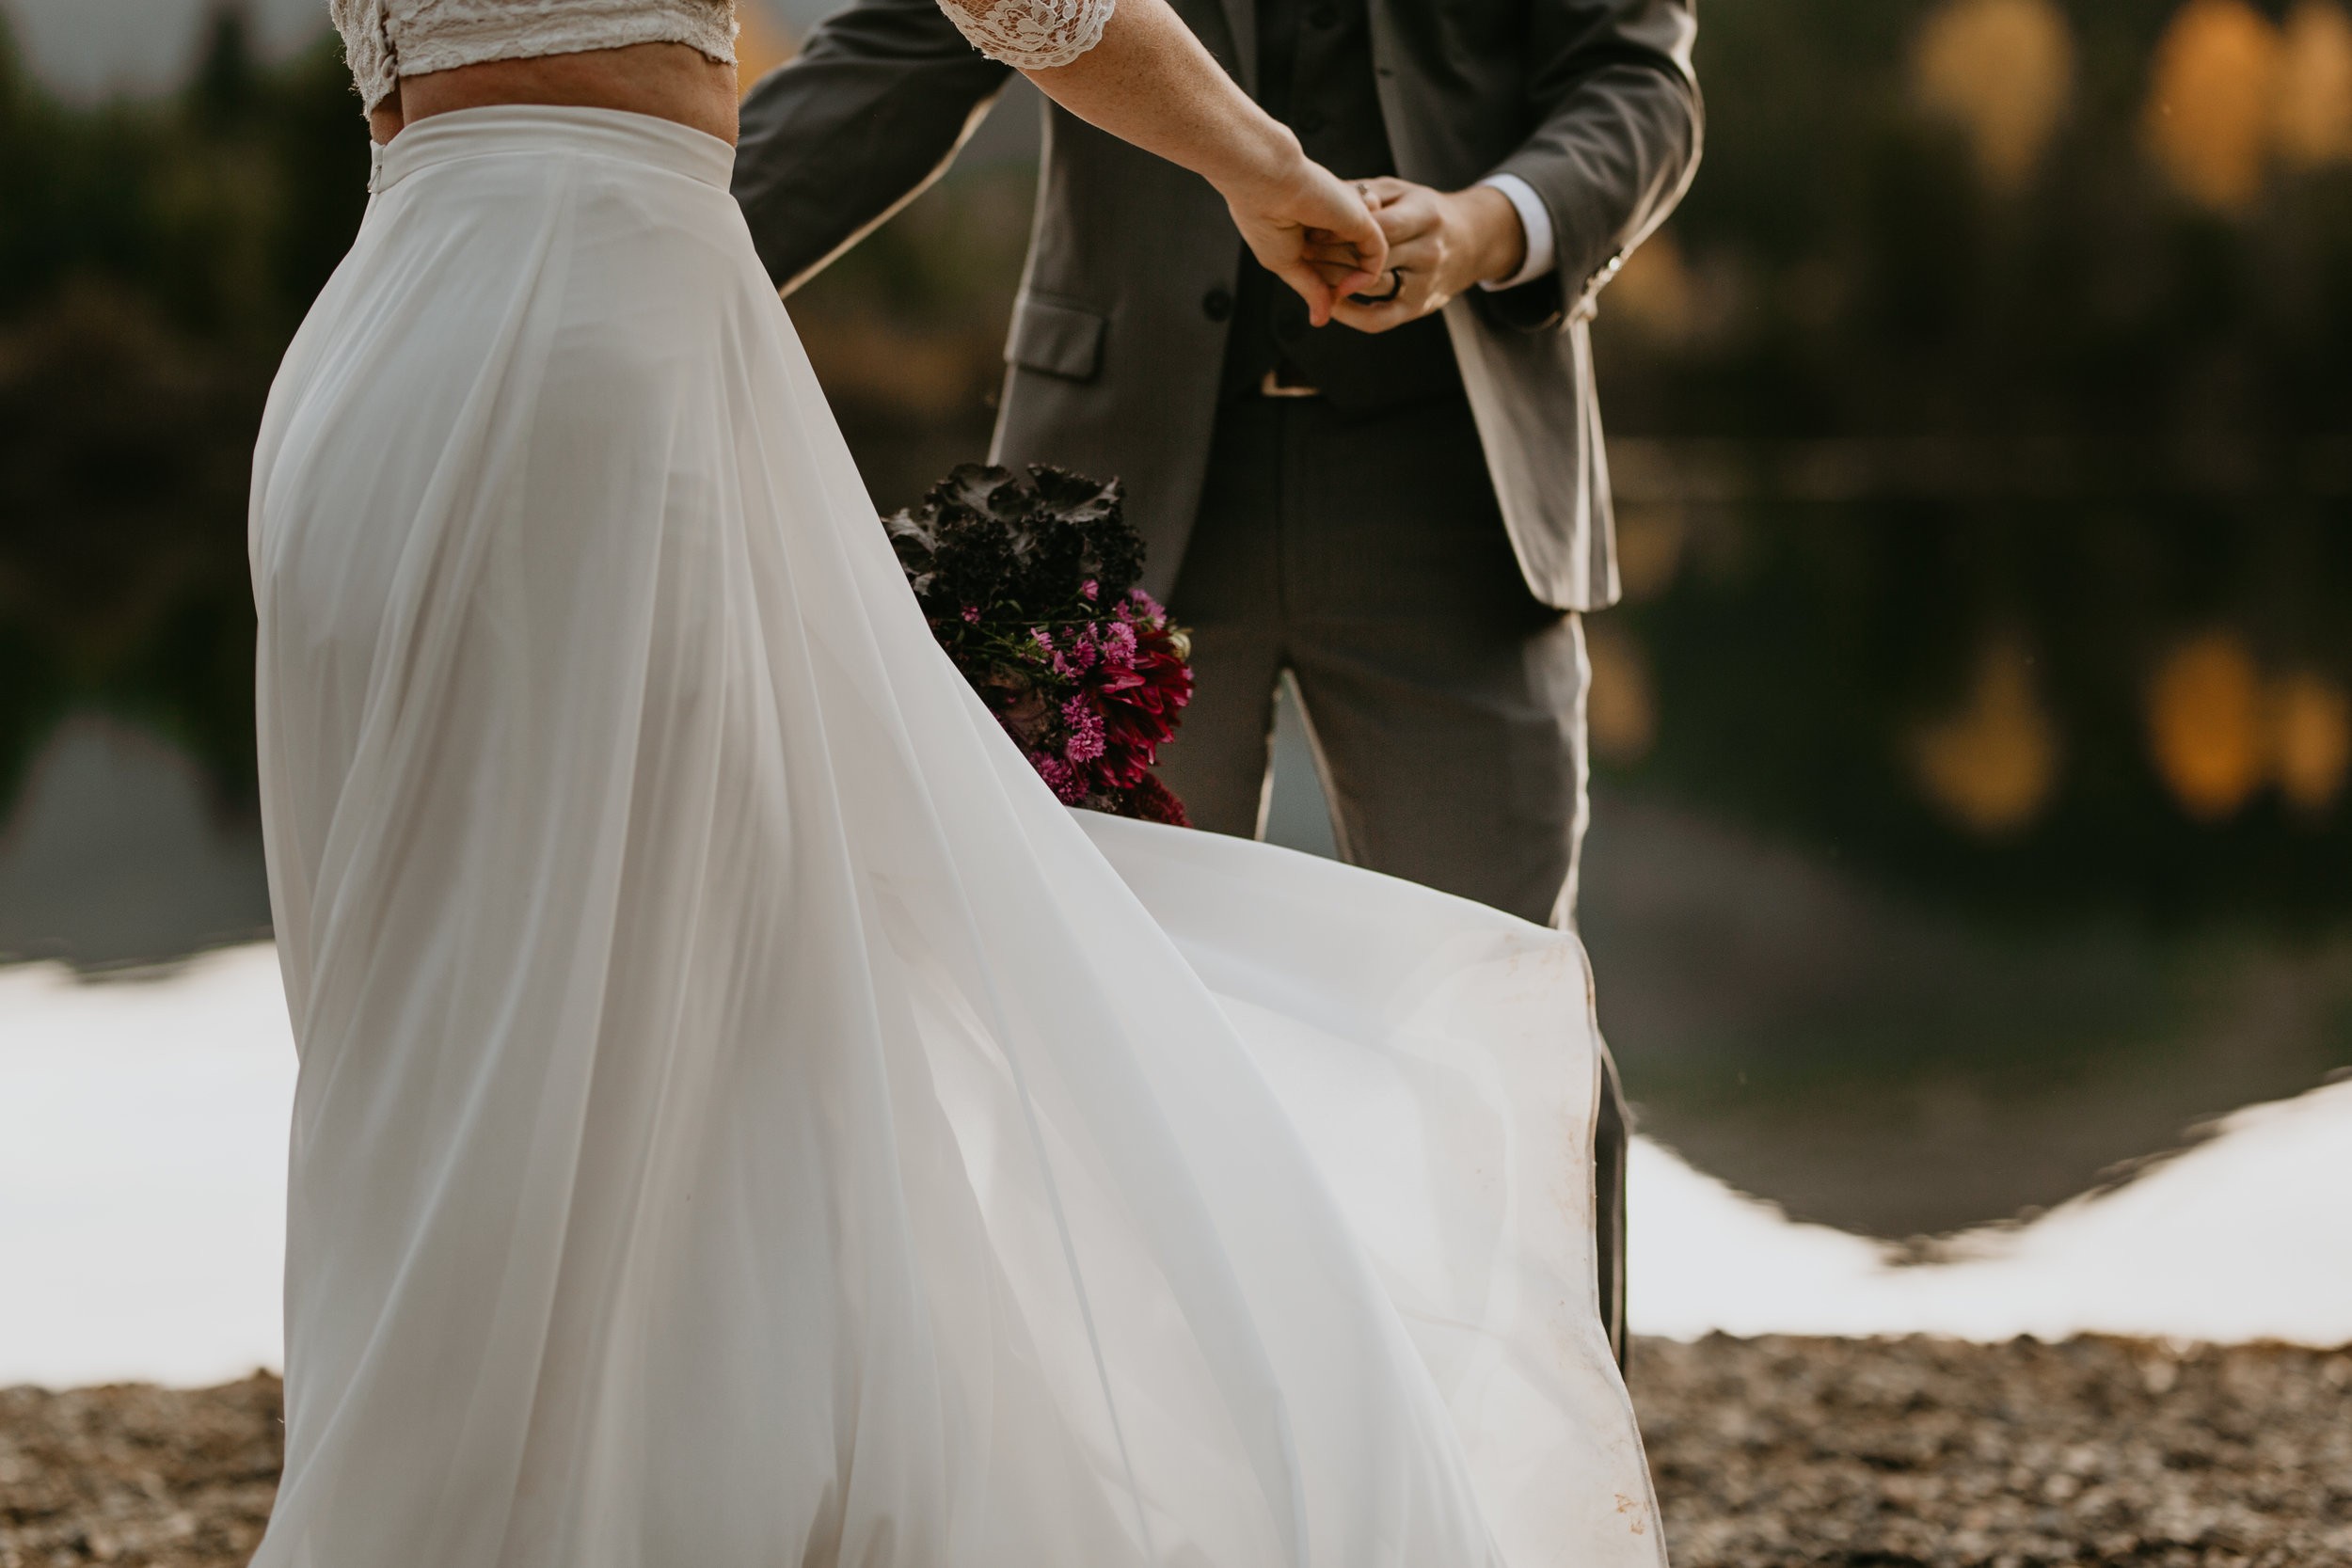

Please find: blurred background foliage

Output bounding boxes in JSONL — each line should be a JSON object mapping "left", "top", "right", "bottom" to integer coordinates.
{"left": 8, "top": 0, "right": 2352, "bottom": 898}
{"left": 6, "top": 0, "right": 2352, "bottom": 1230}
{"left": 0, "top": 9, "right": 367, "bottom": 814}
{"left": 1586, "top": 0, "right": 2352, "bottom": 926}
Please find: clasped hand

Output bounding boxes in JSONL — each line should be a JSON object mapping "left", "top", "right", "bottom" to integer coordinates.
{"left": 1228, "top": 161, "right": 1529, "bottom": 334}
{"left": 1329, "top": 177, "right": 1527, "bottom": 333}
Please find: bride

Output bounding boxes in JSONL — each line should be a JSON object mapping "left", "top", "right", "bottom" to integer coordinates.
{"left": 247, "top": 3, "right": 1661, "bottom": 1564}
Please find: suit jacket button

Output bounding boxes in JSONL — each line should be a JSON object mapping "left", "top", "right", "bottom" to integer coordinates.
{"left": 1296, "top": 108, "right": 1327, "bottom": 135}
{"left": 1202, "top": 286, "right": 1234, "bottom": 322}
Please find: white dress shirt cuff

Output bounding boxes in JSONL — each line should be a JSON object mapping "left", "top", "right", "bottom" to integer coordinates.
{"left": 1475, "top": 173, "right": 1556, "bottom": 293}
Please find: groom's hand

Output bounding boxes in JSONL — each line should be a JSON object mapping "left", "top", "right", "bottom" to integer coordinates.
{"left": 1222, "top": 152, "right": 1390, "bottom": 327}
{"left": 1327, "top": 177, "right": 1527, "bottom": 333}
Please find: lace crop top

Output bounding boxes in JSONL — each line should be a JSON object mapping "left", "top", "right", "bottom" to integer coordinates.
{"left": 333, "top": 0, "right": 1115, "bottom": 111}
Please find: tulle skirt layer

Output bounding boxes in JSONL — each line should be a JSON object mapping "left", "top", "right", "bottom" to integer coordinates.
{"left": 245, "top": 105, "right": 1660, "bottom": 1568}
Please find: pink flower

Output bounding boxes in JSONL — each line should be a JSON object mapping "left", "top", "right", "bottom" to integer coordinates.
{"left": 961, "top": 605, "right": 981, "bottom": 624}
{"left": 1090, "top": 622, "right": 1193, "bottom": 782}
{"left": 1032, "top": 752, "right": 1086, "bottom": 803}
{"left": 1081, "top": 578, "right": 1099, "bottom": 601}
{"left": 1054, "top": 626, "right": 1101, "bottom": 678}
{"left": 1061, "top": 697, "right": 1107, "bottom": 765}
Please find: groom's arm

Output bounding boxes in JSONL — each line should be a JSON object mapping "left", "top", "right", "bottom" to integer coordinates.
{"left": 731, "top": 0, "right": 1015, "bottom": 295}
{"left": 1479, "top": 0, "right": 1701, "bottom": 332}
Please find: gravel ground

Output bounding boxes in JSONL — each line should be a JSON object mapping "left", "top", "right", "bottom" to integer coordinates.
{"left": 3, "top": 1336, "right": 2347, "bottom": 1566}
{"left": 0, "top": 1376, "right": 278, "bottom": 1568}
{"left": 1637, "top": 1335, "right": 2352, "bottom": 1567}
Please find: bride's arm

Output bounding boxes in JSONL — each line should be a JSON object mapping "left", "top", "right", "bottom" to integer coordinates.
{"left": 946, "top": 0, "right": 1386, "bottom": 324}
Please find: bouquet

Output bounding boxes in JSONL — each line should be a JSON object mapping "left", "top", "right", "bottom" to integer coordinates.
{"left": 885, "top": 464, "right": 1195, "bottom": 826}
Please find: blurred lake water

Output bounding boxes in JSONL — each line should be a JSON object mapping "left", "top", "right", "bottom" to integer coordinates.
{"left": 1259, "top": 505, "right": 2352, "bottom": 1239}
{"left": 12, "top": 503, "right": 2350, "bottom": 1243}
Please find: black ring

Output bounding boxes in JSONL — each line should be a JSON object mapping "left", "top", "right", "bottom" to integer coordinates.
{"left": 1349, "top": 268, "right": 1406, "bottom": 307}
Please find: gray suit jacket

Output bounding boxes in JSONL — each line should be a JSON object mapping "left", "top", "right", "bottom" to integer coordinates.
{"left": 733, "top": 0, "right": 1700, "bottom": 611}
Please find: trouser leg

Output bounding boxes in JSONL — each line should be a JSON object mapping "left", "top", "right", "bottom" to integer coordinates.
{"left": 1271, "top": 397, "right": 1586, "bottom": 928}
{"left": 1289, "top": 620, "right": 1587, "bottom": 928}
{"left": 1160, "top": 393, "right": 1629, "bottom": 1370}
{"left": 1156, "top": 400, "right": 1286, "bottom": 837}
{"left": 1595, "top": 1037, "right": 1629, "bottom": 1373}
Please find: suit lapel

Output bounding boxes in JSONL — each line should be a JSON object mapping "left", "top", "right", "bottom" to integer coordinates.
{"left": 1362, "top": 0, "right": 1428, "bottom": 183}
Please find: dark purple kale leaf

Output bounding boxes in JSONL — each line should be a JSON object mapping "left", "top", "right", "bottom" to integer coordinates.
{"left": 882, "top": 464, "right": 1138, "bottom": 622}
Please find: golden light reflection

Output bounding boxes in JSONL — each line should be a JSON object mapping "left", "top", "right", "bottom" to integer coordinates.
{"left": 738, "top": 2, "right": 798, "bottom": 96}
{"left": 2142, "top": 0, "right": 2284, "bottom": 213}
{"left": 2277, "top": 0, "right": 2352, "bottom": 167}
{"left": 2147, "top": 633, "right": 2267, "bottom": 818}
{"left": 1911, "top": 637, "right": 2061, "bottom": 838}
{"left": 793, "top": 314, "right": 989, "bottom": 418}
{"left": 1913, "top": 0, "right": 2077, "bottom": 193}
{"left": 1607, "top": 230, "right": 1697, "bottom": 341}
{"left": 1613, "top": 504, "right": 1688, "bottom": 603}
{"left": 1585, "top": 624, "right": 1658, "bottom": 766}
{"left": 2271, "top": 670, "right": 2352, "bottom": 814}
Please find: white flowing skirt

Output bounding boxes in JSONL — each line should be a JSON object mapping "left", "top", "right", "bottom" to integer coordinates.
{"left": 246, "top": 106, "right": 1661, "bottom": 1568}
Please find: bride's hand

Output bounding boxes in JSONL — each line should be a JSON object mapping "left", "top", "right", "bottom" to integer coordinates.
{"left": 1009, "top": 0, "right": 1383, "bottom": 322}
{"left": 1217, "top": 143, "right": 1388, "bottom": 327}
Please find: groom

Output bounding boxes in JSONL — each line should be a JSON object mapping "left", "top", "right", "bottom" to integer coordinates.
{"left": 733, "top": 0, "right": 1699, "bottom": 1365}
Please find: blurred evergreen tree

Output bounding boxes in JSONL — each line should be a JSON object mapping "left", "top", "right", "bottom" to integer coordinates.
{"left": 1599, "top": 0, "right": 2352, "bottom": 445}
{"left": 193, "top": 5, "right": 260, "bottom": 131}
{"left": 1558, "top": 0, "right": 2352, "bottom": 927}
{"left": 0, "top": 6, "right": 367, "bottom": 816}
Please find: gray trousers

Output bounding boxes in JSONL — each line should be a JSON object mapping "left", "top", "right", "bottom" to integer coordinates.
{"left": 1156, "top": 391, "right": 1629, "bottom": 1367}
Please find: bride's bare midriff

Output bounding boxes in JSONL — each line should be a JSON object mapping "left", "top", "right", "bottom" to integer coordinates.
{"left": 369, "top": 40, "right": 739, "bottom": 147}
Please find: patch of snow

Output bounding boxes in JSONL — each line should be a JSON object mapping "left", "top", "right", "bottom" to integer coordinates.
{"left": 1629, "top": 1080, "right": 2352, "bottom": 1347}
{"left": 0, "top": 944, "right": 293, "bottom": 1388}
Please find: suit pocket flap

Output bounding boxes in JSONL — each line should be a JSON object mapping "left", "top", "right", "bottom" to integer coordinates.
{"left": 1006, "top": 294, "right": 1105, "bottom": 382}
